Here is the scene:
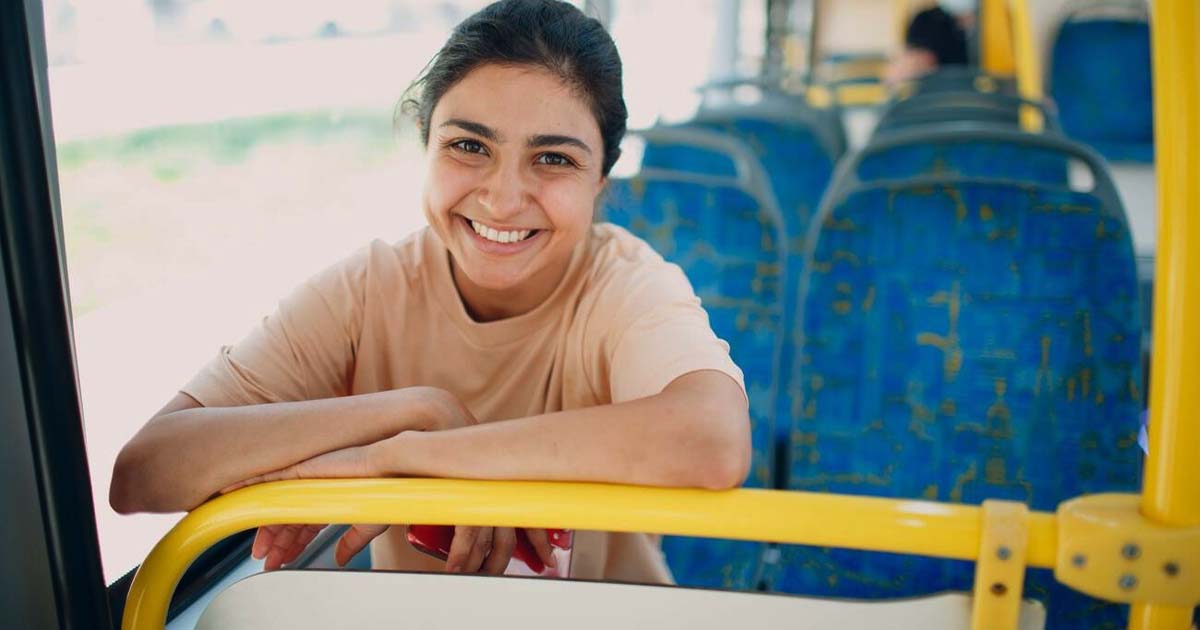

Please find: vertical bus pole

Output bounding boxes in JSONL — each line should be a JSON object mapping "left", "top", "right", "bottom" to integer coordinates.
{"left": 980, "top": 0, "right": 1016, "bottom": 76}
{"left": 1006, "top": 0, "right": 1044, "bottom": 132}
{"left": 1131, "top": 0, "right": 1200, "bottom": 628}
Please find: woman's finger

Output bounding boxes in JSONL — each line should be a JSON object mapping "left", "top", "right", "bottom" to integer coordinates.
{"left": 482, "top": 527, "right": 517, "bottom": 575}
{"left": 219, "top": 479, "right": 250, "bottom": 494}
{"left": 463, "top": 527, "right": 494, "bottom": 574}
{"left": 335, "top": 524, "right": 390, "bottom": 567}
{"left": 252, "top": 525, "right": 282, "bottom": 560}
{"left": 282, "top": 524, "right": 325, "bottom": 566}
{"left": 525, "top": 528, "right": 557, "bottom": 569}
{"left": 265, "top": 525, "right": 302, "bottom": 570}
{"left": 445, "top": 526, "right": 481, "bottom": 573}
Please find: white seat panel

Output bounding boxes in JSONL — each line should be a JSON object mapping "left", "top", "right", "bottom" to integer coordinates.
{"left": 197, "top": 570, "right": 1046, "bottom": 629}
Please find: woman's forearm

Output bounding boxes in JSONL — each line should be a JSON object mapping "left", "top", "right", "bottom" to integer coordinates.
{"left": 371, "top": 371, "right": 751, "bottom": 490}
{"left": 110, "top": 387, "right": 449, "bottom": 514}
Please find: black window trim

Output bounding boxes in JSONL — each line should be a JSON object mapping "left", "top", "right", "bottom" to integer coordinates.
{"left": 107, "top": 531, "right": 255, "bottom": 627}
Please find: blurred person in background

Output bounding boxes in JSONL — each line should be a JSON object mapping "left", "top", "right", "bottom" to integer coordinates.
{"left": 885, "top": 2, "right": 973, "bottom": 85}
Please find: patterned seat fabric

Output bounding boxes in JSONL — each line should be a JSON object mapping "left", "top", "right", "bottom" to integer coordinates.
{"left": 691, "top": 118, "right": 837, "bottom": 232}
{"left": 641, "top": 118, "right": 838, "bottom": 447}
{"left": 858, "top": 140, "right": 1071, "bottom": 186}
{"left": 1050, "top": 18, "right": 1154, "bottom": 163}
{"left": 603, "top": 176, "right": 786, "bottom": 590}
{"left": 771, "top": 180, "right": 1143, "bottom": 629}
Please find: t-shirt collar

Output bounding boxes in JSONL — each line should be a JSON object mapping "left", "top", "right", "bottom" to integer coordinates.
{"left": 424, "top": 227, "right": 590, "bottom": 348}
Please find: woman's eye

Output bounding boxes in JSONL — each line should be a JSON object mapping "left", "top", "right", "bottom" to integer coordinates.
{"left": 536, "top": 153, "right": 573, "bottom": 167}
{"left": 452, "top": 139, "right": 487, "bottom": 155}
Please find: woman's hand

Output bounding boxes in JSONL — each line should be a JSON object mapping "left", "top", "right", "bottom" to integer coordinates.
{"left": 250, "top": 522, "right": 390, "bottom": 569}
{"left": 411, "top": 386, "right": 480, "bottom": 432}
{"left": 445, "top": 526, "right": 508, "bottom": 574}
{"left": 220, "top": 388, "right": 480, "bottom": 569}
{"left": 521, "top": 528, "right": 558, "bottom": 573}
{"left": 220, "top": 445, "right": 387, "bottom": 569}
{"left": 440, "top": 526, "right": 556, "bottom": 575}
{"left": 218, "top": 442, "right": 374, "bottom": 492}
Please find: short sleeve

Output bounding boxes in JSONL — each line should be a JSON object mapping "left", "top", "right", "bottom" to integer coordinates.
{"left": 601, "top": 261, "right": 746, "bottom": 404}
{"left": 181, "top": 250, "right": 367, "bottom": 408}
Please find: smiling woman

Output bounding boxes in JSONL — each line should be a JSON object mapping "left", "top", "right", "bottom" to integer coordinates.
{"left": 424, "top": 65, "right": 607, "bottom": 320}
{"left": 108, "top": 0, "right": 750, "bottom": 587}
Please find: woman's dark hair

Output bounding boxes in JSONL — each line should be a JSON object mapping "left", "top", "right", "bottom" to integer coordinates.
{"left": 402, "top": 0, "right": 627, "bottom": 175}
{"left": 906, "top": 7, "right": 968, "bottom": 66}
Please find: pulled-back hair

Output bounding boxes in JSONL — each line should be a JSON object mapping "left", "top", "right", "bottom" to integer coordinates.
{"left": 403, "top": 0, "right": 627, "bottom": 175}
{"left": 905, "top": 7, "right": 968, "bottom": 66}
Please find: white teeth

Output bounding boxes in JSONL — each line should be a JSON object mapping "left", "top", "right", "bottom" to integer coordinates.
{"left": 469, "top": 218, "right": 534, "bottom": 244}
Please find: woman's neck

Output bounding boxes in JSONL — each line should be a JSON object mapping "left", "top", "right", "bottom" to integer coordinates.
{"left": 449, "top": 251, "right": 574, "bottom": 322}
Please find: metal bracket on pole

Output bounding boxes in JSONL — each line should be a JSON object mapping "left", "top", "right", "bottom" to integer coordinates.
{"left": 1056, "top": 494, "right": 1200, "bottom": 607}
{"left": 971, "top": 500, "right": 1030, "bottom": 630}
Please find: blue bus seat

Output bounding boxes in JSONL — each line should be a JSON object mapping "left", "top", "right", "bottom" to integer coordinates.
{"left": 874, "top": 92, "right": 1060, "bottom": 137}
{"left": 602, "top": 153, "right": 787, "bottom": 589}
{"left": 638, "top": 113, "right": 838, "bottom": 449}
{"left": 858, "top": 126, "right": 1073, "bottom": 186}
{"left": 641, "top": 107, "right": 842, "bottom": 234}
{"left": 897, "top": 68, "right": 1018, "bottom": 98}
{"left": 694, "top": 76, "right": 849, "bottom": 158}
{"left": 771, "top": 157, "right": 1143, "bottom": 627}
{"left": 1049, "top": 9, "right": 1153, "bottom": 164}
{"left": 692, "top": 111, "right": 840, "bottom": 230}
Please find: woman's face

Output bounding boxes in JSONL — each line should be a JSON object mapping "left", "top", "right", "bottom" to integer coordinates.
{"left": 422, "top": 63, "right": 606, "bottom": 312}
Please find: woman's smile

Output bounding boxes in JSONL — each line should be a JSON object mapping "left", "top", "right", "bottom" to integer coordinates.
{"left": 456, "top": 214, "right": 546, "bottom": 256}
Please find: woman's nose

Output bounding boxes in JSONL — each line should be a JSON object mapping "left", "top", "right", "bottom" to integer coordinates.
{"left": 477, "top": 164, "right": 530, "bottom": 220}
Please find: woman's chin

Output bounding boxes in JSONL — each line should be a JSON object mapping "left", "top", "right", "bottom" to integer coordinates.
{"left": 456, "top": 263, "right": 531, "bottom": 294}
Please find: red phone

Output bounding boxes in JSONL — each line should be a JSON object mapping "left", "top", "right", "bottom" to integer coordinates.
{"left": 406, "top": 525, "right": 572, "bottom": 575}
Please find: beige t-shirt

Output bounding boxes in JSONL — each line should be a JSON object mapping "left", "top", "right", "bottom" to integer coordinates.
{"left": 182, "top": 223, "right": 746, "bottom": 584}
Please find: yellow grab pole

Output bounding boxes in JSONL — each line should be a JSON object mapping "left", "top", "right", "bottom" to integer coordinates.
{"left": 1007, "top": 0, "right": 1044, "bottom": 132}
{"left": 981, "top": 0, "right": 1016, "bottom": 75}
{"left": 121, "top": 479, "right": 1059, "bottom": 630}
{"left": 1132, "top": 0, "right": 1200, "bottom": 628}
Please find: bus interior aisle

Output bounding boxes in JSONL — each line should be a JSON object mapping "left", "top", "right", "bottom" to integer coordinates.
{"left": 2, "top": 1, "right": 1196, "bottom": 629}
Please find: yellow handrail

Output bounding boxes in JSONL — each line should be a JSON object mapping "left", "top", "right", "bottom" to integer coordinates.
{"left": 121, "top": 479, "right": 1059, "bottom": 630}
{"left": 1132, "top": 0, "right": 1200, "bottom": 628}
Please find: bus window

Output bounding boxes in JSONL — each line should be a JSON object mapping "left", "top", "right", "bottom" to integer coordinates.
{"left": 41, "top": 0, "right": 521, "bottom": 584}
{"left": 43, "top": 0, "right": 767, "bottom": 587}
{"left": 609, "top": 0, "right": 770, "bottom": 127}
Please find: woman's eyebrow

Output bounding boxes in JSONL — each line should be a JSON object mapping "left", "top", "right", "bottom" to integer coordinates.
{"left": 440, "top": 118, "right": 502, "bottom": 141}
{"left": 528, "top": 134, "right": 592, "bottom": 155}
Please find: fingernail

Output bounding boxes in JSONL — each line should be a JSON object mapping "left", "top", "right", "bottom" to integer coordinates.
{"left": 547, "top": 554, "right": 557, "bottom": 569}
{"left": 446, "top": 564, "right": 460, "bottom": 573}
